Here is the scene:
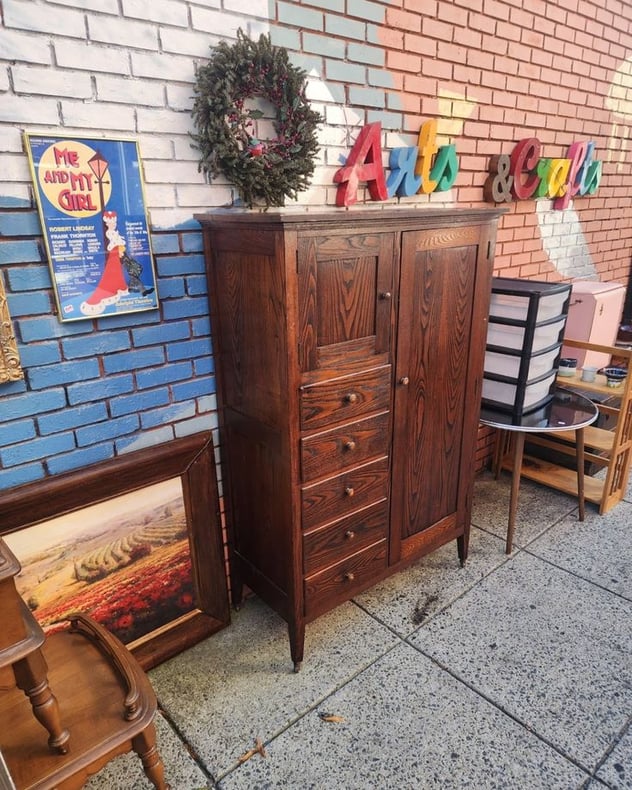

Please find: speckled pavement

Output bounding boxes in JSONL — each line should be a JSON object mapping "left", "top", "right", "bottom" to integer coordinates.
{"left": 84, "top": 470, "right": 632, "bottom": 790}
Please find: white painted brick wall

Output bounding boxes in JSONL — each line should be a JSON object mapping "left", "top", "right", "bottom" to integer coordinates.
{"left": 0, "top": 29, "right": 52, "bottom": 63}
{"left": 54, "top": 0, "right": 119, "bottom": 13}
{"left": 86, "top": 16, "right": 160, "bottom": 50}
{"left": 189, "top": 8, "right": 244, "bottom": 39}
{"left": 0, "top": 95, "right": 59, "bottom": 125}
{"left": 2, "top": 0, "right": 87, "bottom": 38}
{"left": 0, "top": 0, "right": 427, "bottom": 224}
{"left": 95, "top": 75, "right": 165, "bottom": 106}
{"left": 122, "top": 0, "right": 189, "bottom": 27}
{"left": 60, "top": 101, "right": 136, "bottom": 131}
{"left": 12, "top": 65, "right": 93, "bottom": 98}
{"left": 54, "top": 42, "right": 131, "bottom": 75}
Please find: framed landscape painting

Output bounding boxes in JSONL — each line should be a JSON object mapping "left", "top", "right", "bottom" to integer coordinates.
{"left": 0, "top": 433, "right": 229, "bottom": 669}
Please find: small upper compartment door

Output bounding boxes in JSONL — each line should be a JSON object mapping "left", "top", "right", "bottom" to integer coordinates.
{"left": 297, "top": 231, "right": 395, "bottom": 375}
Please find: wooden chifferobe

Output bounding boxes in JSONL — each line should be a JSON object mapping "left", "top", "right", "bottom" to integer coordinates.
{"left": 196, "top": 207, "right": 502, "bottom": 670}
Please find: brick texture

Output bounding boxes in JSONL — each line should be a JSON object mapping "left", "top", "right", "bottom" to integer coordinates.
{"left": 1, "top": 0, "right": 632, "bottom": 488}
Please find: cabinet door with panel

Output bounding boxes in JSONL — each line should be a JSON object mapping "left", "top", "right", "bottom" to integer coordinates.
{"left": 197, "top": 208, "right": 501, "bottom": 671}
{"left": 297, "top": 231, "right": 396, "bottom": 377}
{"left": 391, "top": 224, "right": 494, "bottom": 565}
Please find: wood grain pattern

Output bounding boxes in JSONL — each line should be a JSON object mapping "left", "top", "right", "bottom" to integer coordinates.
{"left": 302, "top": 501, "right": 388, "bottom": 576}
{"left": 392, "top": 238, "right": 476, "bottom": 539}
{"left": 197, "top": 207, "right": 502, "bottom": 667}
{"left": 300, "top": 365, "right": 391, "bottom": 430}
{"left": 303, "top": 540, "right": 388, "bottom": 619}
{"left": 301, "top": 456, "right": 389, "bottom": 530}
{"left": 300, "top": 411, "right": 390, "bottom": 482}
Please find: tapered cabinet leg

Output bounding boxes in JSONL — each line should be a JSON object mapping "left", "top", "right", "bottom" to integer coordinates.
{"left": 230, "top": 565, "right": 244, "bottom": 610}
{"left": 289, "top": 620, "right": 305, "bottom": 673}
{"left": 457, "top": 532, "right": 469, "bottom": 567}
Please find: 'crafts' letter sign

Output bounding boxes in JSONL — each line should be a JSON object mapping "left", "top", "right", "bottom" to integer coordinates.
{"left": 484, "top": 138, "right": 602, "bottom": 208}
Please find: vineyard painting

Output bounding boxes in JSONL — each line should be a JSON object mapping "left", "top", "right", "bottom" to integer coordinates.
{"left": 4, "top": 476, "right": 197, "bottom": 647}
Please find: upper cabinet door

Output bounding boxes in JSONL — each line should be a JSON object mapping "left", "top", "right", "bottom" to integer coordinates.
{"left": 297, "top": 232, "right": 396, "bottom": 375}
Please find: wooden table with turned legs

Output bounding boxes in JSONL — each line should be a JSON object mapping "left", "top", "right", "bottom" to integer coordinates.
{"left": 0, "top": 538, "right": 168, "bottom": 790}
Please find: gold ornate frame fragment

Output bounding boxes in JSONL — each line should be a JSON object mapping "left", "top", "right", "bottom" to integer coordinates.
{"left": 0, "top": 273, "right": 24, "bottom": 383}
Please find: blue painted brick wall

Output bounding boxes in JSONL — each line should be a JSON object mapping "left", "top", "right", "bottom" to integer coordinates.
{"left": 0, "top": 204, "right": 216, "bottom": 491}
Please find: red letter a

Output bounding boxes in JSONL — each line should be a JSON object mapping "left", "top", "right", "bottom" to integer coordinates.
{"left": 334, "top": 122, "right": 388, "bottom": 207}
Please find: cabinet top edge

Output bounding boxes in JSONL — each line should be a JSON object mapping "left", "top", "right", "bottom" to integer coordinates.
{"left": 194, "top": 206, "right": 506, "bottom": 229}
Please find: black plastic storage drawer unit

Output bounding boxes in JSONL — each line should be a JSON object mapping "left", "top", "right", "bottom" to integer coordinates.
{"left": 482, "top": 278, "right": 572, "bottom": 420}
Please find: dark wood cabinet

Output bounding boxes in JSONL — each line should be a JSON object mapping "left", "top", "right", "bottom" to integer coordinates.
{"left": 197, "top": 207, "right": 501, "bottom": 669}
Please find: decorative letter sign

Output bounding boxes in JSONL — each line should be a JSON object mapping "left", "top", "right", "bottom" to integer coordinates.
{"left": 334, "top": 120, "right": 460, "bottom": 206}
{"left": 415, "top": 120, "right": 439, "bottom": 194}
{"left": 334, "top": 122, "right": 388, "bottom": 207}
{"left": 485, "top": 137, "right": 602, "bottom": 208}
{"left": 510, "top": 138, "right": 540, "bottom": 200}
{"left": 336, "top": 126, "right": 601, "bottom": 210}
{"left": 386, "top": 147, "right": 421, "bottom": 198}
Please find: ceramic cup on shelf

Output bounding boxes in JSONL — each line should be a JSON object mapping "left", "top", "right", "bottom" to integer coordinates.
{"left": 558, "top": 357, "right": 578, "bottom": 377}
{"left": 581, "top": 365, "right": 598, "bottom": 383}
{"left": 603, "top": 366, "right": 627, "bottom": 388}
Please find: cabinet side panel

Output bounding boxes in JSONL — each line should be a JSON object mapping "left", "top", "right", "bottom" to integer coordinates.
{"left": 209, "top": 233, "right": 289, "bottom": 427}
{"left": 225, "top": 417, "right": 292, "bottom": 596}
{"left": 203, "top": 227, "right": 295, "bottom": 604}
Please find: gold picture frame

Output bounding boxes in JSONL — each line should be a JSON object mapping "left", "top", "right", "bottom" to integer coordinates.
{"left": 0, "top": 273, "right": 24, "bottom": 384}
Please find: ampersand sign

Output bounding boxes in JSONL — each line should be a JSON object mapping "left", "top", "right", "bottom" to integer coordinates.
{"left": 483, "top": 154, "right": 513, "bottom": 203}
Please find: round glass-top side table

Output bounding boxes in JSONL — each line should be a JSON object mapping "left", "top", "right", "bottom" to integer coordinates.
{"left": 480, "top": 386, "right": 598, "bottom": 553}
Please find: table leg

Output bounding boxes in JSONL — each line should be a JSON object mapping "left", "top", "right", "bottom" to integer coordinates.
{"left": 132, "top": 722, "right": 169, "bottom": 790}
{"left": 506, "top": 430, "right": 525, "bottom": 555}
{"left": 575, "top": 427, "right": 586, "bottom": 521}
{"left": 12, "top": 649, "right": 70, "bottom": 754}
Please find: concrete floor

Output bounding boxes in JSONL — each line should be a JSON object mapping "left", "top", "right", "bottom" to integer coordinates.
{"left": 86, "top": 470, "right": 632, "bottom": 790}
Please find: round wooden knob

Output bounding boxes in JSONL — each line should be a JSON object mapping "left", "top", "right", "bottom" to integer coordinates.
{"left": 399, "top": 376, "right": 410, "bottom": 386}
{"left": 344, "top": 392, "right": 358, "bottom": 404}
{"left": 344, "top": 571, "right": 355, "bottom": 581}
{"left": 380, "top": 291, "right": 392, "bottom": 300}
{"left": 345, "top": 530, "right": 355, "bottom": 540}
{"left": 344, "top": 440, "right": 356, "bottom": 451}
{"left": 344, "top": 486, "right": 355, "bottom": 497}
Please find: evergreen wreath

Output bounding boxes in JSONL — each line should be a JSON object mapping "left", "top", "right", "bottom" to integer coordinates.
{"left": 191, "top": 30, "right": 322, "bottom": 208}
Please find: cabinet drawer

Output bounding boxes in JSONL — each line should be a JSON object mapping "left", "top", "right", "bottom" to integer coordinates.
{"left": 301, "top": 412, "right": 390, "bottom": 482}
{"left": 302, "top": 456, "right": 389, "bottom": 530}
{"left": 303, "top": 501, "right": 388, "bottom": 576}
{"left": 304, "top": 540, "right": 388, "bottom": 619}
{"left": 300, "top": 366, "right": 391, "bottom": 431}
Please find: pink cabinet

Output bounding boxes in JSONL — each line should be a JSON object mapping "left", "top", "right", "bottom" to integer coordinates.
{"left": 561, "top": 281, "right": 626, "bottom": 368}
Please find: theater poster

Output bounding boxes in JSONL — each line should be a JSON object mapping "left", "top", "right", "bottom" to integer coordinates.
{"left": 24, "top": 134, "right": 158, "bottom": 322}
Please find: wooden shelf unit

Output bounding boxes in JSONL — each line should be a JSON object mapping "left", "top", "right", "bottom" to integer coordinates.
{"left": 504, "top": 339, "right": 632, "bottom": 514}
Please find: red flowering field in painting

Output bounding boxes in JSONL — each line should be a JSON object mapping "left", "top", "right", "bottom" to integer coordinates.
{"left": 32, "top": 540, "right": 195, "bottom": 644}
{"left": 8, "top": 480, "right": 197, "bottom": 646}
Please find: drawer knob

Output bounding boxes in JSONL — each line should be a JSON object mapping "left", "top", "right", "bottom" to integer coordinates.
{"left": 345, "top": 530, "right": 356, "bottom": 540}
{"left": 344, "top": 392, "right": 358, "bottom": 404}
{"left": 399, "top": 376, "right": 410, "bottom": 386}
{"left": 379, "top": 291, "right": 392, "bottom": 300}
{"left": 344, "top": 486, "right": 355, "bottom": 497}
{"left": 344, "top": 440, "right": 356, "bottom": 451}
{"left": 343, "top": 571, "right": 355, "bottom": 582}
